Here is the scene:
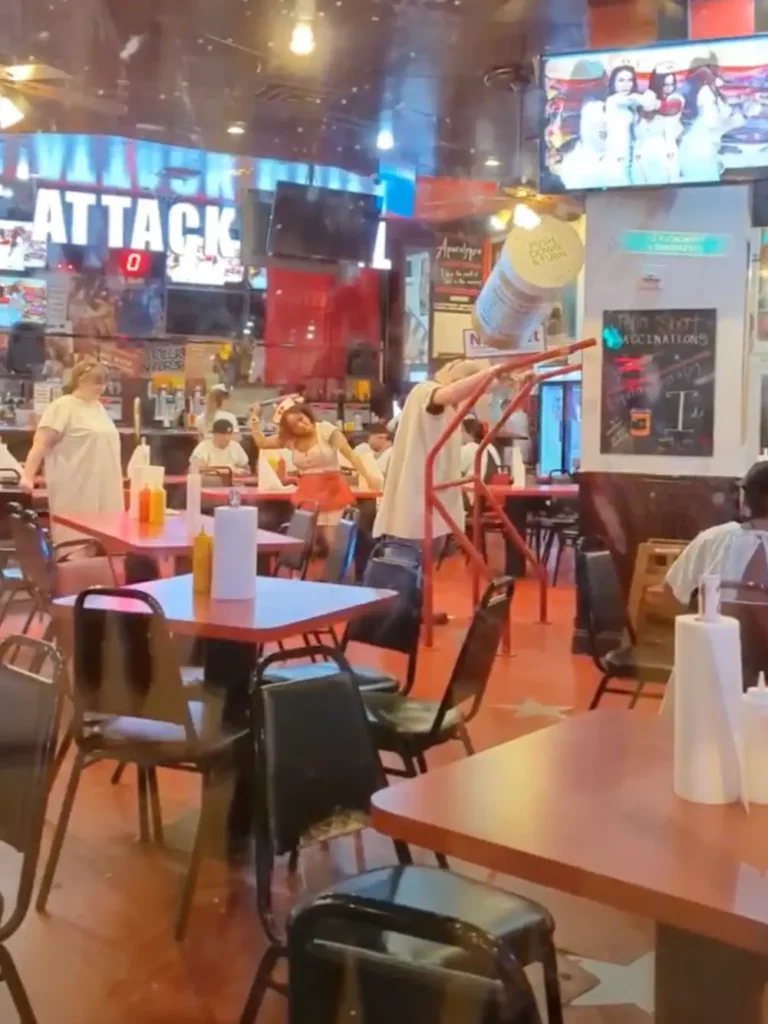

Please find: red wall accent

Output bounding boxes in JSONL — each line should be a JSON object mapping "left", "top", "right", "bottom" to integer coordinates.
{"left": 589, "top": 0, "right": 657, "bottom": 48}
{"left": 689, "top": 0, "right": 754, "bottom": 37}
{"left": 264, "top": 267, "right": 380, "bottom": 386}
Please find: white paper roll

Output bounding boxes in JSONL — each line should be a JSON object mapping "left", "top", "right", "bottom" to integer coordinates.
{"left": 473, "top": 215, "right": 584, "bottom": 351}
{"left": 510, "top": 447, "right": 526, "bottom": 491}
{"left": 186, "top": 473, "right": 202, "bottom": 535}
{"left": 743, "top": 679, "right": 768, "bottom": 804}
{"left": 146, "top": 465, "right": 165, "bottom": 489}
{"left": 211, "top": 505, "right": 259, "bottom": 601}
{"left": 673, "top": 614, "right": 745, "bottom": 805}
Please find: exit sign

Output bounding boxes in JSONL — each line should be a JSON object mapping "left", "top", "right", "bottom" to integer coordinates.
{"left": 621, "top": 230, "right": 730, "bottom": 258}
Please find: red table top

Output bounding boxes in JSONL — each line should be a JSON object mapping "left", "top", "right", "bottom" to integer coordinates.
{"left": 201, "top": 486, "right": 381, "bottom": 504}
{"left": 486, "top": 483, "right": 579, "bottom": 499}
{"left": 164, "top": 474, "right": 259, "bottom": 487}
{"left": 371, "top": 711, "right": 768, "bottom": 955}
{"left": 50, "top": 511, "right": 300, "bottom": 556}
{"left": 53, "top": 573, "right": 396, "bottom": 643}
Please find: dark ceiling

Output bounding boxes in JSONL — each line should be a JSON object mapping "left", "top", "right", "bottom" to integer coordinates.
{"left": 0, "top": 0, "right": 596, "bottom": 179}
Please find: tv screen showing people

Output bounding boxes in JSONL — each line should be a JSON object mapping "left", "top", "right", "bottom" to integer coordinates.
{"left": 541, "top": 35, "right": 768, "bottom": 192}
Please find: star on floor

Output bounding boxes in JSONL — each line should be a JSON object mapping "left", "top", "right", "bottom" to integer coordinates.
{"left": 570, "top": 953, "right": 654, "bottom": 1014}
{"left": 495, "top": 698, "right": 572, "bottom": 720}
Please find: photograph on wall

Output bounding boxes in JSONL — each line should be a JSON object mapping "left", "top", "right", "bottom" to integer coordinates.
{"left": 600, "top": 307, "right": 716, "bottom": 456}
{"left": 542, "top": 35, "right": 768, "bottom": 192}
{"left": 0, "top": 221, "right": 47, "bottom": 271}
{"left": 0, "top": 276, "right": 47, "bottom": 328}
{"left": 60, "top": 270, "right": 164, "bottom": 338}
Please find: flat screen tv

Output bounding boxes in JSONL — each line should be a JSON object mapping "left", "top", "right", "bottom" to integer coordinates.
{"left": 166, "top": 237, "right": 244, "bottom": 287}
{"left": 0, "top": 276, "right": 46, "bottom": 329}
{"left": 540, "top": 34, "right": 768, "bottom": 193}
{"left": 0, "top": 221, "right": 47, "bottom": 271}
{"left": 165, "top": 287, "right": 244, "bottom": 338}
{"left": 268, "top": 182, "right": 380, "bottom": 263}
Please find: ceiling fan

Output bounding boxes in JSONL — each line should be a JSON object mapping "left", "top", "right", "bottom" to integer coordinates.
{"left": 0, "top": 61, "right": 127, "bottom": 127}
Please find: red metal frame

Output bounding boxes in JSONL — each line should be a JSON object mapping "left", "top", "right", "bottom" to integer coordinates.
{"left": 423, "top": 338, "right": 597, "bottom": 648}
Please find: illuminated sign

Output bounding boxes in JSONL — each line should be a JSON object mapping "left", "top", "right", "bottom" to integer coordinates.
{"left": 31, "top": 187, "right": 238, "bottom": 257}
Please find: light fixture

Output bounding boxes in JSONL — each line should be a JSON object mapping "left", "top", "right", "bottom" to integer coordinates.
{"left": 290, "top": 20, "right": 315, "bottom": 55}
{"left": 512, "top": 203, "right": 541, "bottom": 230}
{"left": 484, "top": 157, "right": 501, "bottom": 168}
{"left": 0, "top": 92, "right": 27, "bottom": 130}
{"left": 489, "top": 210, "right": 512, "bottom": 232}
{"left": 4, "top": 65, "right": 35, "bottom": 82}
{"left": 227, "top": 121, "right": 246, "bottom": 135}
{"left": 376, "top": 127, "right": 395, "bottom": 151}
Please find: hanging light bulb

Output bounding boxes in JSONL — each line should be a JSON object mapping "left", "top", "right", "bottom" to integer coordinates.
{"left": 376, "top": 128, "right": 395, "bottom": 151}
{"left": 290, "top": 20, "right": 315, "bottom": 55}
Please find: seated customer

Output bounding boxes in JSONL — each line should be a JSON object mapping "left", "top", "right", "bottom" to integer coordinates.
{"left": 461, "top": 417, "right": 501, "bottom": 482}
{"left": 665, "top": 462, "right": 768, "bottom": 605}
{"left": 189, "top": 417, "right": 250, "bottom": 476}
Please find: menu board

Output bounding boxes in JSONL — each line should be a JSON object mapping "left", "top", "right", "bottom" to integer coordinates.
{"left": 432, "top": 236, "right": 483, "bottom": 313}
{"left": 600, "top": 308, "right": 716, "bottom": 457}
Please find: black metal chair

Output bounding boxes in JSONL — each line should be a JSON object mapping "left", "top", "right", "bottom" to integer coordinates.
{"left": 361, "top": 577, "right": 514, "bottom": 778}
{"left": 0, "top": 634, "right": 64, "bottom": 1024}
{"left": 581, "top": 548, "right": 672, "bottom": 709}
{"left": 200, "top": 467, "right": 234, "bottom": 487}
{"left": 240, "top": 649, "right": 561, "bottom": 1024}
{"left": 35, "top": 587, "right": 250, "bottom": 941}
{"left": 265, "top": 538, "right": 422, "bottom": 695}
{"left": 273, "top": 504, "right": 319, "bottom": 580}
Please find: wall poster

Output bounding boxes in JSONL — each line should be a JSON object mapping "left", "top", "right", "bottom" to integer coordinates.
{"left": 600, "top": 308, "right": 716, "bottom": 456}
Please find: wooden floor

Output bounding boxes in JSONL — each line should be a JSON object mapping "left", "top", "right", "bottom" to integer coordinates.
{"left": 0, "top": 543, "right": 663, "bottom": 1023}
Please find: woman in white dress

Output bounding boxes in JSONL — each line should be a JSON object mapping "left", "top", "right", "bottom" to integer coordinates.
{"left": 558, "top": 99, "right": 607, "bottom": 191}
{"left": 194, "top": 383, "right": 241, "bottom": 439}
{"left": 20, "top": 359, "right": 124, "bottom": 542}
{"left": 634, "top": 67, "right": 684, "bottom": 185}
{"left": 678, "top": 64, "right": 741, "bottom": 183}
{"left": 604, "top": 64, "right": 644, "bottom": 187}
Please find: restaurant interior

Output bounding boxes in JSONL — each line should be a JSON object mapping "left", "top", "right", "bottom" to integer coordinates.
{"left": 4, "top": 0, "right": 768, "bottom": 1022}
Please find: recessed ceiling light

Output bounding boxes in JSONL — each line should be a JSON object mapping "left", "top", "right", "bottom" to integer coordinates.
{"left": 376, "top": 128, "right": 394, "bottom": 151}
{"left": 290, "top": 20, "right": 315, "bottom": 55}
{"left": 227, "top": 122, "right": 246, "bottom": 135}
{"left": 485, "top": 157, "right": 501, "bottom": 167}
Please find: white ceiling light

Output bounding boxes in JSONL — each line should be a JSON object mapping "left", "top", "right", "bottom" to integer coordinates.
{"left": 512, "top": 203, "right": 541, "bottom": 231}
{"left": 227, "top": 122, "right": 246, "bottom": 135}
{"left": 484, "top": 157, "right": 501, "bottom": 168}
{"left": 290, "top": 21, "right": 315, "bottom": 55}
{"left": 376, "top": 128, "right": 394, "bottom": 151}
{"left": 0, "top": 93, "right": 27, "bottom": 130}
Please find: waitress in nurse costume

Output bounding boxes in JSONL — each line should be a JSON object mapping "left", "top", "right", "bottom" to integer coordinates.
{"left": 21, "top": 359, "right": 124, "bottom": 543}
{"left": 249, "top": 398, "right": 378, "bottom": 541}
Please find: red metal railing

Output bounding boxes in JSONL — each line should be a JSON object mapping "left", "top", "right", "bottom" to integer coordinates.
{"left": 422, "top": 338, "right": 597, "bottom": 648}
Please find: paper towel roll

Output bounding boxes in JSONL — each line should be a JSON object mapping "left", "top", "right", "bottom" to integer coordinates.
{"left": 511, "top": 447, "right": 526, "bottom": 490}
{"left": 211, "top": 505, "right": 258, "bottom": 600}
{"left": 186, "top": 473, "right": 202, "bottom": 536}
{"left": 673, "top": 614, "right": 745, "bottom": 805}
{"left": 743, "top": 677, "right": 768, "bottom": 804}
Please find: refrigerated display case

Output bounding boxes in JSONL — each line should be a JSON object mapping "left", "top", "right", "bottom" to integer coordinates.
{"left": 538, "top": 371, "right": 581, "bottom": 475}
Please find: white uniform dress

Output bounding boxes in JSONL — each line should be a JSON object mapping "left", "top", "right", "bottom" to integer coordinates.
{"left": 373, "top": 380, "right": 463, "bottom": 540}
{"left": 189, "top": 438, "right": 249, "bottom": 473}
{"left": 39, "top": 394, "right": 124, "bottom": 542}
{"left": 678, "top": 86, "right": 738, "bottom": 183}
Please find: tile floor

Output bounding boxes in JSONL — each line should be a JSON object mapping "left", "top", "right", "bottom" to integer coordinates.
{"left": 0, "top": 546, "right": 662, "bottom": 1023}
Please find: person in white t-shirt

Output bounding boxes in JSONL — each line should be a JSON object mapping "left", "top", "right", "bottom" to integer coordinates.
{"left": 194, "top": 384, "right": 240, "bottom": 439}
{"left": 189, "top": 418, "right": 250, "bottom": 476}
{"left": 665, "top": 462, "right": 768, "bottom": 605}
{"left": 461, "top": 417, "right": 501, "bottom": 482}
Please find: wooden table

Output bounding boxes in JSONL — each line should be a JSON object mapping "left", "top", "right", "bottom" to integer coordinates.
{"left": 486, "top": 483, "right": 579, "bottom": 501}
{"left": 371, "top": 711, "right": 768, "bottom": 1023}
{"left": 50, "top": 511, "right": 300, "bottom": 557}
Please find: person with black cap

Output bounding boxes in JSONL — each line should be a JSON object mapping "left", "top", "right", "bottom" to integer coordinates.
{"left": 189, "top": 417, "right": 250, "bottom": 476}
{"left": 665, "top": 461, "right": 768, "bottom": 605}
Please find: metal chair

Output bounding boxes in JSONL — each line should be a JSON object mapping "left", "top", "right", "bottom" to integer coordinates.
{"left": 581, "top": 548, "right": 671, "bottom": 710}
{"left": 200, "top": 467, "right": 234, "bottom": 487}
{"left": 266, "top": 538, "right": 422, "bottom": 695}
{"left": 0, "top": 634, "right": 64, "bottom": 1024}
{"left": 361, "top": 577, "right": 514, "bottom": 778}
{"left": 36, "top": 587, "right": 249, "bottom": 941}
{"left": 273, "top": 504, "right": 319, "bottom": 580}
{"left": 240, "top": 649, "right": 561, "bottom": 1024}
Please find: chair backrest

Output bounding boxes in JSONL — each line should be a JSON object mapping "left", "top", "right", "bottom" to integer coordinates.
{"left": 344, "top": 540, "right": 422, "bottom": 668}
{"left": 322, "top": 508, "right": 359, "bottom": 585}
{"left": 11, "top": 516, "right": 54, "bottom": 602}
{"left": 276, "top": 506, "right": 319, "bottom": 577}
{"left": 0, "top": 635, "right": 62, "bottom": 940}
{"left": 72, "top": 588, "right": 193, "bottom": 734}
{"left": 200, "top": 467, "right": 233, "bottom": 487}
{"left": 432, "top": 577, "right": 514, "bottom": 733}
{"left": 722, "top": 540, "right": 768, "bottom": 688}
{"left": 580, "top": 548, "right": 627, "bottom": 642}
{"left": 253, "top": 656, "right": 387, "bottom": 858}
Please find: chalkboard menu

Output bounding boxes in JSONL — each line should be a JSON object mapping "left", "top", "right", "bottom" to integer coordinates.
{"left": 600, "top": 308, "right": 716, "bottom": 457}
{"left": 432, "top": 235, "right": 484, "bottom": 313}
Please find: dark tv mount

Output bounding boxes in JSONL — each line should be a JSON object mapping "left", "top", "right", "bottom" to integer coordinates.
{"left": 483, "top": 63, "right": 534, "bottom": 92}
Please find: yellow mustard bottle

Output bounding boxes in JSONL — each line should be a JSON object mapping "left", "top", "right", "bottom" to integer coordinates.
{"left": 149, "top": 486, "right": 165, "bottom": 526}
{"left": 192, "top": 529, "right": 213, "bottom": 595}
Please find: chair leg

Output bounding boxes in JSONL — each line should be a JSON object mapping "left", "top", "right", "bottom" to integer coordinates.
{"left": 137, "top": 766, "right": 150, "bottom": 843}
{"left": 239, "top": 945, "right": 282, "bottom": 1024}
{"left": 588, "top": 673, "right": 612, "bottom": 711}
{"left": 394, "top": 839, "right": 413, "bottom": 865}
{"left": 415, "top": 752, "right": 429, "bottom": 774}
{"left": 287, "top": 847, "right": 300, "bottom": 874}
{"left": 0, "top": 944, "right": 39, "bottom": 1024}
{"left": 353, "top": 830, "right": 366, "bottom": 873}
{"left": 49, "top": 725, "right": 73, "bottom": 789}
{"left": 110, "top": 763, "right": 126, "bottom": 785}
{"left": 174, "top": 769, "right": 212, "bottom": 942}
{"left": 553, "top": 536, "right": 565, "bottom": 586}
{"left": 147, "top": 768, "right": 164, "bottom": 845}
{"left": 628, "top": 679, "right": 646, "bottom": 710}
{"left": 36, "top": 750, "right": 86, "bottom": 913}
{"left": 540, "top": 943, "right": 565, "bottom": 1024}
{"left": 458, "top": 723, "right": 475, "bottom": 757}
